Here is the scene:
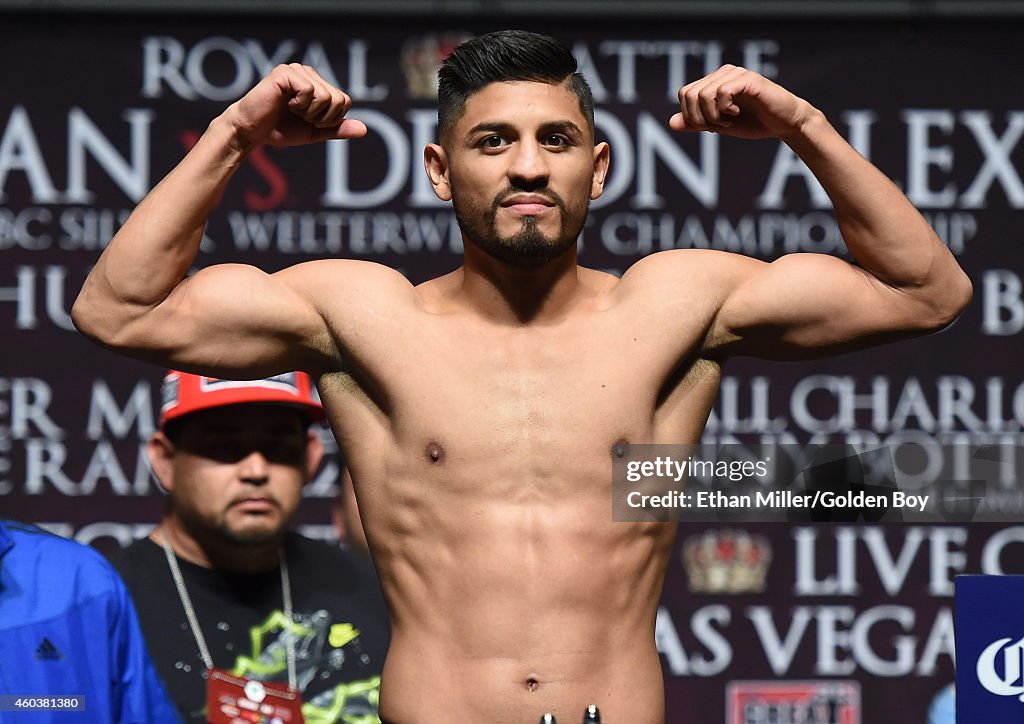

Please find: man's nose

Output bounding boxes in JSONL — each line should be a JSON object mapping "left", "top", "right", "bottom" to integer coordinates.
{"left": 237, "top": 450, "right": 271, "bottom": 484}
{"left": 508, "top": 139, "right": 549, "bottom": 187}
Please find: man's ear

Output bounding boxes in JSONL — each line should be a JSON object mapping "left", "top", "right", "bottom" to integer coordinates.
{"left": 304, "top": 429, "right": 325, "bottom": 484}
{"left": 424, "top": 143, "right": 452, "bottom": 202}
{"left": 591, "top": 141, "right": 610, "bottom": 200}
{"left": 147, "top": 432, "right": 177, "bottom": 494}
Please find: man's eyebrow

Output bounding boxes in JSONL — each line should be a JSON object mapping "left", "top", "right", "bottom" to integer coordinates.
{"left": 539, "top": 120, "right": 585, "bottom": 138}
{"left": 466, "top": 121, "right": 515, "bottom": 136}
{"left": 465, "top": 120, "right": 586, "bottom": 138}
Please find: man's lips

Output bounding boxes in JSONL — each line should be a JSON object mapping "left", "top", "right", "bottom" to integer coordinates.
{"left": 231, "top": 498, "right": 277, "bottom": 512}
{"left": 500, "top": 194, "right": 556, "bottom": 215}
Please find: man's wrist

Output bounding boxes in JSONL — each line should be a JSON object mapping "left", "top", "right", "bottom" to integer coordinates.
{"left": 780, "top": 106, "right": 833, "bottom": 155}
{"left": 207, "top": 110, "right": 258, "bottom": 165}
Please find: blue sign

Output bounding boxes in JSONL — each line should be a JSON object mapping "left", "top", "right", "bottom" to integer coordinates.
{"left": 955, "top": 575, "right": 1024, "bottom": 722}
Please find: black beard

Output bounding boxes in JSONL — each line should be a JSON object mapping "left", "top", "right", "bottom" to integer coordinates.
{"left": 217, "top": 519, "right": 285, "bottom": 546}
{"left": 452, "top": 182, "right": 588, "bottom": 269}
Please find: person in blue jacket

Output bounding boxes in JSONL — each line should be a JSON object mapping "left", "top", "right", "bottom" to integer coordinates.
{"left": 0, "top": 519, "right": 180, "bottom": 723}
{"left": 927, "top": 683, "right": 955, "bottom": 724}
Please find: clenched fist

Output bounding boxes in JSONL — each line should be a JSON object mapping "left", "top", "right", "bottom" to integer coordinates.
{"left": 224, "top": 63, "right": 368, "bottom": 152}
{"left": 669, "top": 64, "right": 819, "bottom": 142}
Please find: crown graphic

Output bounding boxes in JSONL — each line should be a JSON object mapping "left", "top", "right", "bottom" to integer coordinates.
{"left": 682, "top": 529, "right": 772, "bottom": 594}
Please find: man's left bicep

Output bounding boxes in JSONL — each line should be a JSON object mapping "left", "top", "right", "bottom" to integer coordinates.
{"left": 705, "top": 254, "right": 934, "bottom": 360}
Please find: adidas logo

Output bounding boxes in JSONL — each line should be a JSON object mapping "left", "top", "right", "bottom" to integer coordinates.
{"left": 35, "top": 638, "right": 63, "bottom": 661}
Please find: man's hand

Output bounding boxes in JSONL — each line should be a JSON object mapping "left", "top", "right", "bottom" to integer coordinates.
{"left": 669, "top": 65, "right": 817, "bottom": 142}
{"left": 224, "top": 63, "right": 368, "bottom": 152}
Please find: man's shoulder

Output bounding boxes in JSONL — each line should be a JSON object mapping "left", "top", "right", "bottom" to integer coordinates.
{"left": 285, "top": 259, "right": 422, "bottom": 336}
{"left": 288, "top": 258, "right": 416, "bottom": 301}
{"left": 614, "top": 249, "right": 764, "bottom": 311}
{"left": 622, "top": 249, "right": 757, "bottom": 281}
{"left": 2, "top": 520, "right": 115, "bottom": 580}
{"left": 106, "top": 536, "right": 162, "bottom": 580}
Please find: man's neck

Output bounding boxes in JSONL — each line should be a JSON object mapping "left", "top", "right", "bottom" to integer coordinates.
{"left": 458, "top": 243, "right": 585, "bottom": 324}
{"left": 154, "top": 517, "right": 283, "bottom": 575}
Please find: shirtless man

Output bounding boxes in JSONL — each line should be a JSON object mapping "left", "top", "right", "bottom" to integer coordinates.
{"left": 72, "top": 30, "right": 971, "bottom": 723}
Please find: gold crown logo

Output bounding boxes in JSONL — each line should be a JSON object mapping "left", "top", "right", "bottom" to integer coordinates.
{"left": 400, "top": 32, "right": 474, "bottom": 100}
{"left": 682, "top": 529, "right": 772, "bottom": 594}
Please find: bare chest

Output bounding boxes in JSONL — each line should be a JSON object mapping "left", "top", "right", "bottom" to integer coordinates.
{"left": 326, "top": 308, "right": 717, "bottom": 461}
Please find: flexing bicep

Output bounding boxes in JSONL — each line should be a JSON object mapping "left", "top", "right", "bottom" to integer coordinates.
{"left": 76, "top": 261, "right": 336, "bottom": 378}
{"left": 704, "top": 253, "right": 962, "bottom": 360}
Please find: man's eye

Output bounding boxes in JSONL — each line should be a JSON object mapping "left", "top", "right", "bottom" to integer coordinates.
{"left": 479, "top": 135, "right": 506, "bottom": 149}
{"left": 544, "top": 134, "right": 570, "bottom": 147}
{"left": 190, "top": 439, "right": 247, "bottom": 462}
{"left": 182, "top": 437, "right": 305, "bottom": 464}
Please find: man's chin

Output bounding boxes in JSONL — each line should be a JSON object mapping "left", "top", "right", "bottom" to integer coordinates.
{"left": 480, "top": 234, "right": 577, "bottom": 268}
{"left": 219, "top": 519, "right": 285, "bottom": 546}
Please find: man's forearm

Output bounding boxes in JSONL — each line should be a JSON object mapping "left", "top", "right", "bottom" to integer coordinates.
{"left": 783, "top": 109, "right": 967, "bottom": 296}
{"left": 72, "top": 113, "right": 248, "bottom": 343}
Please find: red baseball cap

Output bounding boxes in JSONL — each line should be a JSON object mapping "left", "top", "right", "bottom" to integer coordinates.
{"left": 159, "top": 371, "right": 325, "bottom": 430}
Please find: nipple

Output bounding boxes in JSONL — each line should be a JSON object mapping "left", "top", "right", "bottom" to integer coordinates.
{"left": 425, "top": 441, "right": 445, "bottom": 464}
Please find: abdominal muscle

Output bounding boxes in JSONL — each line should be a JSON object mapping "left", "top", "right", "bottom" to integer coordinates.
{"left": 363, "top": 464, "right": 678, "bottom": 724}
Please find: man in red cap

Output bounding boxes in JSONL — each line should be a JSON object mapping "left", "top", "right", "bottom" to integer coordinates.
{"left": 109, "top": 371, "right": 389, "bottom": 724}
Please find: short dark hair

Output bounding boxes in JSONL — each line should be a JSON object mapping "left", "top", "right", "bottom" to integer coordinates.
{"left": 437, "top": 30, "right": 594, "bottom": 143}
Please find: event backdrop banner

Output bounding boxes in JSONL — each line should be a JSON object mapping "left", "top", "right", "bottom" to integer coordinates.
{"left": 1, "top": 12, "right": 1022, "bottom": 723}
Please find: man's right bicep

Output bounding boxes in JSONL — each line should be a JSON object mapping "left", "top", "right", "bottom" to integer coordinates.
{"left": 78, "top": 263, "right": 336, "bottom": 378}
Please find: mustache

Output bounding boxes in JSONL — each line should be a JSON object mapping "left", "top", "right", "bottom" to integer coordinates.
{"left": 491, "top": 186, "right": 567, "bottom": 213}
